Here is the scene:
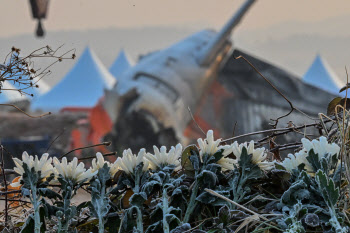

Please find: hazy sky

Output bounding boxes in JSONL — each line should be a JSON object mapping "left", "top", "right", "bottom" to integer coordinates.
{"left": 1, "top": 0, "right": 350, "bottom": 37}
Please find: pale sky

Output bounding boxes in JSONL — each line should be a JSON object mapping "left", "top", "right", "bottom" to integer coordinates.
{"left": 1, "top": 0, "right": 350, "bottom": 37}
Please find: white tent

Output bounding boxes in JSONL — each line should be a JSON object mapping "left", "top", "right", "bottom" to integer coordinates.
{"left": 303, "top": 55, "right": 341, "bottom": 95}
{"left": 31, "top": 47, "right": 116, "bottom": 111}
{"left": 109, "top": 49, "right": 133, "bottom": 78}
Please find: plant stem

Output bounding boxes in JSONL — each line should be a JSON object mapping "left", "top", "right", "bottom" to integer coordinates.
{"left": 184, "top": 181, "right": 199, "bottom": 223}
{"left": 30, "top": 184, "right": 41, "bottom": 233}
{"left": 162, "top": 188, "right": 170, "bottom": 233}
{"left": 99, "top": 215, "right": 105, "bottom": 233}
{"left": 98, "top": 183, "right": 106, "bottom": 233}
{"left": 136, "top": 207, "right": 144, "bottom": 233}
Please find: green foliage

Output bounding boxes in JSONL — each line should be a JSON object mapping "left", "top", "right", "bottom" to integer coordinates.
{"left": 8, "top": 134, "right": 350, "bottom": 232}
{"left": 89, "top": 163, "right": 111, "bottom": 233}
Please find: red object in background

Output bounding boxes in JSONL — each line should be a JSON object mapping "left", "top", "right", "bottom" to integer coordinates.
{"left": 184, "top": 81, "right": 233, "bottom": 141}
{"left": 64, "top": 101, "right": 113, "bottom": 156}
{"left": 70, "top": 129, "right": 84, "bottom": 156}
{"left": 88, "top": 99, "right": 113, "bottom": 154}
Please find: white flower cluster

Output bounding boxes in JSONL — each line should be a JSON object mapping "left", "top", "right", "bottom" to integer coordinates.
{"left": 197, "top": 130, "right": 273, "bottom": 171}
{"left": 231, "top": 141, "right": 274, "bottom": 171}
{"left": 12, "top": 152, "right": 55, "bottom": 187}
{"left": 91, "top": 152, "right": 120, "bottom": 176}
{"left": 53, "top": 157, "right": 97, "bottom": 183}
{"left": 197, "top": 130, "right": 235, "bottom": 170}
{"left": 145, "top": 144, "right": 182, "bottom": 171}
{"left": 115, "top": 149, "right": 149, "bottom": 174}
{"left": 281, "top": 136, "right": 340, "bottom": 173}
{"left": 14, "top": 130, "right": 339, "bottom": 188}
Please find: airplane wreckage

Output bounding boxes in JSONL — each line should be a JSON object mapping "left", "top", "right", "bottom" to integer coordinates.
{"left": 0, "top": 0, "right": 338, "bottom": 161}
{"left": 99, "top": 0, "right": 337, "bottom": 152}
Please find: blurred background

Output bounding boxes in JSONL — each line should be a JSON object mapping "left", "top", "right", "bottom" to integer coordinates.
{"left": 0, "top": 0, "right": 349, "bottom": 167}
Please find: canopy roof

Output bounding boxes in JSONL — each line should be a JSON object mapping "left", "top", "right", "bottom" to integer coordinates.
{"left": 32, "top": 47, "right": 116, "bottom": 110}
{"left": 109, "top": 49, "right": 133, "bottom": 78}
{"left": 303, "top": 55, "right": 341, "bottom": 95}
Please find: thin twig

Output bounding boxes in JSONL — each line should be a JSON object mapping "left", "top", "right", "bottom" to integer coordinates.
{"left": 77, "top": 152, "right": 117, "bottom": 162}
{"left": 46, "top": 128, "right": 65, "bottom": 152}
{"left": 0, "top": 190, "right": 21, "bottom": 196}
{"left": 59, "top": 142, "right": 112, "bottom": 159}
{"left": 187, "top": 106, "right": 206, "bottom": 136}
{"left": 234, "top": 55, "right": 316, "bottom": 128}
{"left": 0, "top": 104, "right": 51, "bottom": 118}
{"left": 204, "top": 188, "right": 269, "bottom": 222}
{"left": 1, "top": 145, "right": 8, "bottom": 225}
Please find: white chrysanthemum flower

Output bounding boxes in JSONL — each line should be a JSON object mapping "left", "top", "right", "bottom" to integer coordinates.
{"left": 12, "top": 152, "right": 56, "bottom": 187}
{"left": 295, "top": 136, "right": 340, "bottom": 172}
{"left": 91, "top": 152, "right": 120, "bottom": 177}
{"left": 91, "top": 152, "right": 110, "bottom": 172}
{"left": 145, "top": 144, "right": 183, "bottom": 171}
{"left": 300, "top": 136, "right": 340, "bottom": 158}
{"left": 53, "top": 157, "right": 97, "bottom": 183}
{"left": 281, "top": 153, "right": 308, "bottom": 172}
{"left": 231, "top": 141, "right": 274, "bottom": 171}
{"left": 197, "top": 130, "right": 235, "bottom": 170}
{"left": 116, "top": 148, "right": 149, "bottom": 174}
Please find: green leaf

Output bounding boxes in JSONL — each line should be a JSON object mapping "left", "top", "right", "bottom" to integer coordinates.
{"left": 315, "top": 170, "right": 339, "bottom": 207}
{"left": 150, "top": 203, "right": 163, "bottom": 223}
{"left": 304, "top": 213, "right": 320, "bottom": 227}
{"left": 327, "top": 97, "right": 342, "bottom": 115}
{"left": 41, "top": 198, "right": 61, "bottom": 220}
{"left": 145, "top": 221, "right": 162, "bottom": 233}
{"left": 181, "top": 145, "right": 199, "bottom": 175}
{"left": 39, "top": 207, "right": 46, "bottom": 233}
{"left": 196, "top": 191, "right": 217, "bottom": 204}
{"left": 165, "top": 213, "right": 181, "bottom": 226}
{"left": 218, "top": 205, "right": 230, "bottom": 226}
{"left": 104, "top": 213, "right": 121, "bottom": 233}
{"left": 306, "top": 149, "right": 321, "bottom": 173}
{"left": 20, "top": 215, "right": 34, "bottom": 233}
{"left": 170, "top": 223, "right": 191, "bottom": 233}
{"left": 97, "top": 163, "right": 111, "bottom": 184}
{"left": 142, "top": 180, "right": 161, "bottom": 196}
{"left": 238, "top": 147, "right": 263, "bottom": 180}
{"left": 190, "top": 154, "right": 200, "bottom": 171}
{"left": 197, "top": 170, "right": 218, "bottom": 189}
{"left": 130, "top": 192, "right": 147, "bottom": 207}
{"left": 38, "top": 188, "right": 62, "bottom": 200}
{"left": 281, "top": 179, "right": 309, "bottom": 205}
{"left": 213, "top": 149, "right": 225, "bottom": 163}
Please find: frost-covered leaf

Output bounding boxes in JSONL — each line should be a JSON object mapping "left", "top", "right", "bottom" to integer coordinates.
{"left": 190, "top": 154, "right": 200, "bottom": 171}
{"left": 213, "top": 149, "right": 225, "bottom": 163}
{"left": 238, "top": 147, "right": 262, "bottom": 180}
{"left": 197, "top": 170, "right": 218, "bottom": 188}
{"left": 104, "top": 213, "right": 121, "bottom": 233}
{"left": 218, "top": 205, "right": 230, "bottom": 226}
{"left": 142, "top": 180, "right": 161, "bottom": 196}
{"left": 165, "top": 213, "right": 180, "bottom": 226}
{"left": 20, "top": 215, "right": 35, "bottom": 233}
{"left": 38, "top": 188, "right": 62, "bottom": 200}
{"left": 145, "top": 221, "right": 162, "bottom": 233}
{"left": 130, "top": 192, "right": 147, "bottom": 207}
{"left": 170, "top": 223, "right": 191, "bottom": 233}
{"left": 315, "top": 170, "right": 339, "bottom": 207}
{"left": 306, "top": 149, "right": 321, "bottom": 173}
{"left": 304, "top": 213, "right": 320, "bottom": 227}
